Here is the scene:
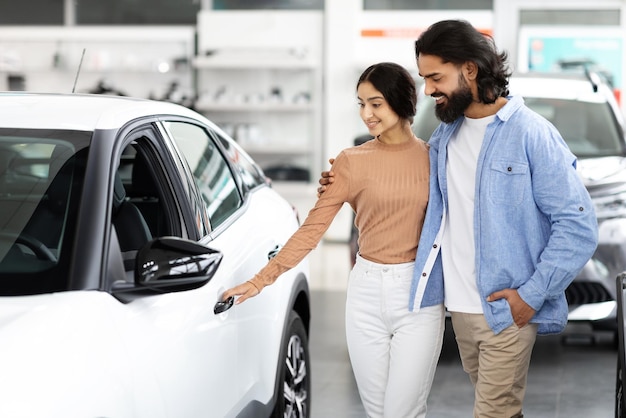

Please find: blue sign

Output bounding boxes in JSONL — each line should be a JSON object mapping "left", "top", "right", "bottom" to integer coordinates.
{"left": 527, "top": 36, "right": 622, "bottom": 89}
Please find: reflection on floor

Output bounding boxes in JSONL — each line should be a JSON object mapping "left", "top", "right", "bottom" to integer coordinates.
{"left": 309, "top": 242, "right": 616, "bottom": 418}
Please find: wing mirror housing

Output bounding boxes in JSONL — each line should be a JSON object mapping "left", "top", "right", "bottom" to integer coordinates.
{"left": 112, "top": 236, "right": 223, "bottom": 302}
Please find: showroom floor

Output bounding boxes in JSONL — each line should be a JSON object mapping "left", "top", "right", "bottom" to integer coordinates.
{"left": 308, "top": 242, "right": 616, "bottom": 418}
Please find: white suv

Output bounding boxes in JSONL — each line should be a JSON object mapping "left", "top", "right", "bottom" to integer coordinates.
{"left": 0, "top": 93, "right": 311, "bottom": 418}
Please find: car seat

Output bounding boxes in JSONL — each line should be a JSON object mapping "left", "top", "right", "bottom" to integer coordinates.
{"left": 21, "top": 145, "right": 75, "bottom": 250}
{"left": 127, "top": 151, "right": 165, "bottom": 237}
{"left": 112, "top": 171, "right": 152, "bottom": 270}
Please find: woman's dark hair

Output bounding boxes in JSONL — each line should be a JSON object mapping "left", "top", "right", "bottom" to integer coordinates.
{"left": 357, "top": 62, "right": 417, "bottom": 122}
{"left": 414, "top": 19, "right": 511, "bottom": 103}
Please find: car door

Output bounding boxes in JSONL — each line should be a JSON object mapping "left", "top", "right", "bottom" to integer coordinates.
{"left": 161, "top": 120, "right": 292, "bottom": 404}
{"left": 105, "top": 125, "right": 242, "bottom": 417}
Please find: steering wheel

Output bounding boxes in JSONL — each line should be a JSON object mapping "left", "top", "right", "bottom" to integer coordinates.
{"left": 0, "top": 232, "right": 57, "bottom": 262}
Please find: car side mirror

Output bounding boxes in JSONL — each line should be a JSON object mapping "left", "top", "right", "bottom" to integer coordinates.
{"left": 112, "top": 236, "right": 223, "bottom": 302}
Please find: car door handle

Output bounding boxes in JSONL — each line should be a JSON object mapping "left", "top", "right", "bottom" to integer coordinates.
{"left": 214, "top": 296, "right": 234, "bottom": 314}
{"left": 268, "top": 244, "right": 282, "bottom": 260}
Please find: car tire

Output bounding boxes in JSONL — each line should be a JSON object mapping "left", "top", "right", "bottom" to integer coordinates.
{"left": 271, "top": 310, "right": 311, "bottom": 418}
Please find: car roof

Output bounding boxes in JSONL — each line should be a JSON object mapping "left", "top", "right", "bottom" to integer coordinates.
{"left": 0, "top": 92, "right": 204, "bottom": 131}
{"left": 508, "top": 72, "right": 610, "bottom": 103}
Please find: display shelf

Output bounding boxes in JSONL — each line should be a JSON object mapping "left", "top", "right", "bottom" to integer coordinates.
{"left": 195, "top": 10, "right": 323, "bottom": 184}
{"left": 194, "top": 102, "right": 314, "bottom": 112}
{"left": 239, "top": 146, "right": 311, "bottom": 155}
{"left": 193, "top": 63, "right": 319, "bottom": 180}
{"left": 193, "top": 54, "right": 317, "bottom": 70}
{"left": 0, "top": 26, "right": 195, "bottom": 99}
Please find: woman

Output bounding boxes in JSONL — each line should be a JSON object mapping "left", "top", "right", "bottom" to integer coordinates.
{"left": 222, "top": 62, "right": 444, "bottom": 418}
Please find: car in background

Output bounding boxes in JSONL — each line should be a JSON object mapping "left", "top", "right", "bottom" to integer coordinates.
{"left": 0, "top": 93, "right": 311, "bottom": 418}
{"left": 411, "top": 71, "right": 626, "bottom": 337}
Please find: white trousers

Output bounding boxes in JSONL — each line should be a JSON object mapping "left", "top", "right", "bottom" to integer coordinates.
{"left": 345, "top": 254, "right": 445, "bottom": 418}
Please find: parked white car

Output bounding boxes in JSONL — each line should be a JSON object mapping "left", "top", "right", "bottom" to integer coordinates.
{"left": 0, "top": 93, "right": 311, "bottom": 418}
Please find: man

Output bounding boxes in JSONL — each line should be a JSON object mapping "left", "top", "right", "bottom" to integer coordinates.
{"left": 319, "top": 19, "right": 598, "bottom": 418}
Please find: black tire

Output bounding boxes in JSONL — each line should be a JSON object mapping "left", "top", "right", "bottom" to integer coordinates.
{"left": 271, "top": 311, "right": 311, "bottom": 418}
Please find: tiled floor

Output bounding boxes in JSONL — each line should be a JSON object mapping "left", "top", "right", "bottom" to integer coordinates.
{"left": 308, "top": 241, "right": 616, "bottom": 417}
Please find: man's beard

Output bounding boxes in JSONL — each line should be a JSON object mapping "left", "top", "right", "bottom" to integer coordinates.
{"left": 434, "top": 77, "right": 474, "bottom": 123}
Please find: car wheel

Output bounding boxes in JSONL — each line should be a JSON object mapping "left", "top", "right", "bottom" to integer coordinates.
{"left": 271, "top": 311, "right": 310, "bottom": 418}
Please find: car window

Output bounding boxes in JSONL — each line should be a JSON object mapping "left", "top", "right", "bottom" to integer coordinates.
{"left": 524, "top": 98, "right": 624, "bottom": 158}
{"left": 164, "top": 121, "right": 243, "bottom": 228}
{"left": 412, "top": 91, "right": 625, "bottom": 159}
{"left": 0, "top": 129, "right": 90, "bottom": 294}
{"left": 112, "top": 138, "right": 178, "bottom": 271}
{"left": 212, "top": 130, "right": 267, "bottom": 192}
{"left": 413, "top": 95, "right": 440, "bottom": 142}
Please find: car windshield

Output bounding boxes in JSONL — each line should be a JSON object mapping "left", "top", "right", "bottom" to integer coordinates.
{"left": 0, "top": 129, "right": 90, "bottom": 295}
{"left": 413, "top": 96, "right": 624, "bottom": 159}
{"left": 525, "top": 98, "right": 624, "bottom": 158}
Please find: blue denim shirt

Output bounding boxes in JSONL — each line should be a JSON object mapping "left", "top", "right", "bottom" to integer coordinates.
{"left": 409, "top": 95, "right": 599, "bottom": 335}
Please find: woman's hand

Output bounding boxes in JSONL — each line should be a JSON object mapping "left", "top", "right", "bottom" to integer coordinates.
{"left": 222, "top": 280, "right": 261, "bottom": 305}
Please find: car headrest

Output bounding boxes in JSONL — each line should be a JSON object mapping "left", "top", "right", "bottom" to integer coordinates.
{"left": 131, "top": 152, "right": 158, "bottom": 197}
{"left": 112, "top": 172, "right": 126, "bottom": 211}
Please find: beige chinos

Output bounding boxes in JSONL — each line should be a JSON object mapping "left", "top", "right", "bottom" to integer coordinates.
{"left": 451, "top": 312, "right": 538, "bottom": 418}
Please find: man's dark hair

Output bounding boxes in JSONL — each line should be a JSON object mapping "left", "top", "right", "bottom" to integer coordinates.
{"left": 358, "top": 62, "right": 417, "bottom": 123}
{"left": 414, "top": 19, "right": 511, "bottom": 104}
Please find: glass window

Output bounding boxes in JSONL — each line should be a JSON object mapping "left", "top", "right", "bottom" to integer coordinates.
{"left": 118, "top": 141, "right": 174, "bottom": 239}
{"left": 364, "top": 0, "right": 492, "bottom": 10}
{"left": 412, "top": 92, "right": 440, "bottom": 143}
{"left": 0, "top": 129, "right": 90, "bottom": 294}
{"left": 212, "top": 0, "right": 323, "bottom": 10}
{"left": 213, "top": 131, "right": 267, "bottom": 192}
{"left": 76, "top": 0, "right": 200, "bottom": 24}
{"left": 165, "top": 122, "right": 242, "bottom": 228}
{"left": 520, "top": 9, "right": 619, "bottom": 26}
{"left": 524, "top": 98, "right": 624, "bottom": 158}
{"left": 0, "top": 1, "right": 64, "bottom": 25}
{"left": 413, "top": 91, "right": 625, "bottom": 159}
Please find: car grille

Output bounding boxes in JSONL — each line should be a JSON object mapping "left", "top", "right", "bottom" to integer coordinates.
{"left": 565, "top": 281, "right": 613, "bottom": 305}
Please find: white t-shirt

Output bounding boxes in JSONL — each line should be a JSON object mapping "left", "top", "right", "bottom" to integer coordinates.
{"left": 442, "top": 115, "right": 495, "bottom": 313}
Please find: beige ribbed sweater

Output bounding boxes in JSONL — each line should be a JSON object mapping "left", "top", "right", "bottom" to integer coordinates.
{"left": 251, "top": 136, "right": 430, "bottom": 289}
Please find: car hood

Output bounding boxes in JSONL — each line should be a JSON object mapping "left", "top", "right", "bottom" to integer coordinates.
{"left": 577, "top": 156, "right": 626, "bottom": 195}
{"left": 0, "top": 291, "right": 112, "bottom": 349}
{"left": 0, "top": 291, "right": 133, "bottom": 417}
